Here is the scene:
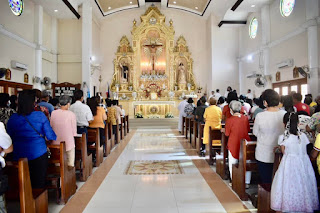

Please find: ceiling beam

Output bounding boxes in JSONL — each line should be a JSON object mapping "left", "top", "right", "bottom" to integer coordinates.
{"left": 62, "top": 0, "right": 81, "bottom": 19}
{"left": 218, "top": 20, "right": 246, "bottom": 27}
{"left": 230, "top": 0, "right": 244, "bottom": 11}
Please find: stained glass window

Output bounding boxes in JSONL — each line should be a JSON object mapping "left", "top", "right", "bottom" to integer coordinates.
{"left": 249, "top": 17, "right": 258, "bottom": 39}
{"left": 8, "top": 0, "right": 23, "bottom": 16}
{"left": 280, "top": 0, "right": 295, "bottom": 17}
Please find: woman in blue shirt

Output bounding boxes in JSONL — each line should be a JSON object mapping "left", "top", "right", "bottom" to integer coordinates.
{"left": 7, "top": 90, "right": 56, "bottom": 189}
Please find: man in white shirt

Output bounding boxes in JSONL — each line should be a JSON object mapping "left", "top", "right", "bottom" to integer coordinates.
{"left": 178, "top": 97, "right": 188, "bottom": 132}
{"left": 113, "top": 100, "right": 124, "bottom": 124}
{"left": 215, "top": 89, "right": 221, "bottom": 100}
{"left": 246, "top": 89, "right": 254, "bottom": 100}
{"left": 70, "top": 90, "right": 94, "bottom": 135}
{"left": 208, "top": 91, "right": 215, "bottom": 101}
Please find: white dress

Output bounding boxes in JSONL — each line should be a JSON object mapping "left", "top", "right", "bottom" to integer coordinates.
{"left": 271, "top": 133, "right": 319, "bottom": 212}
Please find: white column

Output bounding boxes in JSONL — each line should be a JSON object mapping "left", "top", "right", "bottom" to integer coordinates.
{"left": 82, "top": 2, "right": 92, "bottom": 98}
{"left": 34, "top": 5, "right": 43, "bottom": 89}
{"left": 239, "top": 60, "right": 243, "bottom": 94}
{"left": 306, "top": 0, "right": 319, "bottom": 97}
{"left": 51, "top": 18, "right": 58, "bottom": 83}
{"left": 261, "top": 5, "right": 271, "bottom": 86}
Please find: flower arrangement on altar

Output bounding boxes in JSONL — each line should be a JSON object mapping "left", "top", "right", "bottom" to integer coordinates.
{"left": 135, "top": 112, "right": 143, "bottom": 118}
{"left": 165, "top": 112, "right": 174, "bottom": 118}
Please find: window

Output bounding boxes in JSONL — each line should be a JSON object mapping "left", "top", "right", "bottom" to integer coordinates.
{"left": 280, "top": 0, "right": 295, "bottom": 17}
{"left": 249, "top": 17, "right": 258, "bottom": 39}
{"left": 272, "top": 78, "right": 308, "bottom": 97}
{"left": 8, "top": 0, "right": 23, "bottom": 16}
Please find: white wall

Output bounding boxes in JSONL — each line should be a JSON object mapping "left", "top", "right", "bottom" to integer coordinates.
{"left": 0, "top": 0, "right": 35, "bottom": 84}
{"left": 99, "top": 4, "right": 209, "bottom": 93}
{"left": 239, "top": 0, "right": 309, "bottom": 97}
{"left": 210, "top": 15, "right": 240, "bottom": 95}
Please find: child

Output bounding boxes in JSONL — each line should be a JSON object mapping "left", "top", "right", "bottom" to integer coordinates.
{"left": 271, "top": 112, "right": 319, "bottom": 212}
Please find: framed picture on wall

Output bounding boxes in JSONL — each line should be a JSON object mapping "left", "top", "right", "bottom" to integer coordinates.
{"left": 5, "top": 69, "right": 11, "bottom": 80}
{"left": 276, "top": 71, "right": 281, "bottom": 81}
{"left": 24, "top": 73, "right": 28, "bottom": 83}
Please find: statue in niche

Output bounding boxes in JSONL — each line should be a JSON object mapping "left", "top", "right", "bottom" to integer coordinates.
{"left": 120, "top": 62, "right": 129, "bottom": 83}
{"left": 177, "top": 63, "right": 187, "bottom": 84}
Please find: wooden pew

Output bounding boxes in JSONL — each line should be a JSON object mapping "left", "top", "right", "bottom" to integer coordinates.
{"left": 191, "top": 119, "right": 198, "bottom": 148}
{"left": 6, "top": 159, "right": 48, "bottom": 213}
{"left": 181, "top": 117, "right": 186, "bottom": 135}
{"left": 216, "top": 126, "right": 229, "bottom": 180}
{"left": 185, "top": 117, "right": 190, "bottom": 139}
{"left": 120, "top": 117, "right": 125, "bottom": 140}
{"left": 207, "top": 127, "right": 222, "bottom": 165}
{"left": 107, "top": 121, "right": 115, "bottom": 149}
{"left": 104, "top": 123, "right": 112, "bottom": 156}
{"left": 123, "top": 116, "right": 127, "bottom": 137}
{"left": 189, "top": 118, "right": 194, "bottom": 144}
{"left": 87, "top": 128, "right": 104, "bottom": 167}
{"left": 47, "top": 142, "right": 77, "bottom": 204}
{"left": 75, "top": 133, "right": 93, "bottom": 182}
{"left": 257, "top": 151, "right": 282, "bottom": 213}
{"left": 115, "top": 120, "right": 121, "bottom": 144}
{"left": 125, "top": 115, "right": 129, "bottom": 133}
{"left": 232, "top": 139, "right": 258, "bottom": 200}
{"left": 196, "top": 124, "right": 205, "bottom": 154}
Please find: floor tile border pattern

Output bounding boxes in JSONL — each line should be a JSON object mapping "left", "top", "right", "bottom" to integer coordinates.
{"left": 60, "top": 130, "right": 136, "bottom": 213}
{"left": 173, "top": 129, "right": 251, "bottom": 213}
{"left": 124, "top": 160, "right": 184, "bottom": 175}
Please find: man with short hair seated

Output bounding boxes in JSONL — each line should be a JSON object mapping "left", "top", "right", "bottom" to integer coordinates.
{"left": 70, "top": 90, "right": 93, "bottom": 136}
{"left": 38, "top": 90, "right": 54, "bottom": 115}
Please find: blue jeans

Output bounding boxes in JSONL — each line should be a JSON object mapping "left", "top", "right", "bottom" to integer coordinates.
{"left": 77, "top": 126, "right": 88, "bottom": 142}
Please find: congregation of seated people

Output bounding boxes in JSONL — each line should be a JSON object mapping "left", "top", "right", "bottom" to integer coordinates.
{"left": 0, "top": 89, "right": 128, "bottom": 212}
{"left": 178, "top": 86, "right": 320, "bottom": 212}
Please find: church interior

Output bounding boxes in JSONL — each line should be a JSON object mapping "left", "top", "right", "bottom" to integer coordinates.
{"left": 1, "top": 0, "right": 320, "bottom": 212}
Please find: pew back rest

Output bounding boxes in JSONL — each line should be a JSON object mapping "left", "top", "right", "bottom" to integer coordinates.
{"left": 239, "top": 139, "right": 257, "bottom": 172}
{"left": 88, "top": 128, "right": 100, "bottom": 147}
{"left": 75, "top": 133, "right": 88, "bottom": 168}
{"left": 209, "top": 127, "right": 222, "bottom": 140}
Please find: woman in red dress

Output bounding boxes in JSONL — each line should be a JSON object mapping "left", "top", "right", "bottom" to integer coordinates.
{"left": 225, "top": 100, "right": 251, "bottom": 187}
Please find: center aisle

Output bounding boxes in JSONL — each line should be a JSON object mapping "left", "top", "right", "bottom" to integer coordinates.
{"left": 62, "top": 128, "right": 250, "bottom": 213}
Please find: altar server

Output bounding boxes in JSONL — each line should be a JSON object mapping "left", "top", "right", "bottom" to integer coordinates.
{"left": 178, "top": 96, "right": 188, "bottom": 133}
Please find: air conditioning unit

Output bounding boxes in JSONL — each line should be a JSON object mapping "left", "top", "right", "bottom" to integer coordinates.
{"left": 276, "top": 59, "right": 294, "bottom": 69}
{"left": 11, "top": 60, "right": 28, "bottom": 70}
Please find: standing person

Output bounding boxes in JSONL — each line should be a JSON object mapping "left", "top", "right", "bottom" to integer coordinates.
{"left": 9, "top": 95, "right": 17, "bottom": 112}
{"left": 88, "top": 96, "right": 107, "bottom": 144}
{"left": 33, "top": 89, "right": 50, "bottom": 119}
{"left": 224, "top": 86, "right": 232, "bottom": 98}
{"left": 184, "top": 98, "right": 195, "bottom": 118}
{"left": 106, "top": 99, "right": 118, "bottom": 142}
{"left": 70, "top": 90, "right": 93, "bottom": 135}
{"left": 222, "top": 91, "right": 246, "bottom": 122}
{"left": 252, "top": 97, "right": 265, "bottom": 120}
{"left": 194, "top": 97, "right": 208, "bottom": 124}
{"left": 7, "top": 90, "right": 56, "bottom": 188}
{"left": 49, "top": 98, "right": 60, "bottom": 110}
{"left": 178, "top": 97, "right": 188, "bottom": 133}
{"left": 202, "top": 98, "right": 222, "bottom": 156}
{"left": 208, "top": 91, "right": 215, "bottom": 101}
{"left": 217, "top": 96, "right": 227, "bottom": 110}
{"left": 253, "top": 89, "right": 286, "bottom": 184}
{"left": 215, "top": 89, "right": 221, "bottom": 100}
{"left": 50, "top": 95, "right": 77, "bottom": 167}
{"left": 0, "top": 93, "right": 15, "bottom": 126}
{"left": 38, "top": 90, "right": 54, "bottom": 115}
{"left": 293, "top": 92, "right": 310, "bottom": 115}
{"left": 271, "top": 112, "right": 319, "bottom": 212}
{"left": 246, "top": 89, "right": 253, "bottom": 100}
{"left": 225, "top": 101, "right": 251, "bottom": 187}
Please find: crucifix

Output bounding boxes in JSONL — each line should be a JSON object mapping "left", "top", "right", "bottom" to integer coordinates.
{"left": 143, "top": 39, "right": 163, "bottom": 70}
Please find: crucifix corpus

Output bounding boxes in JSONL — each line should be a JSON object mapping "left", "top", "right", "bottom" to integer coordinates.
{"left": 143, "top": 38, "right": 163, "bottom": 70}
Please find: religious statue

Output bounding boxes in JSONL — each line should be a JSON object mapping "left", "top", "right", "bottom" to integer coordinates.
{"left": 120, "top": 62, "right": 129, "bottom": 83}
{"left": 177, "top": 63, "right": 187, "bottom": 84}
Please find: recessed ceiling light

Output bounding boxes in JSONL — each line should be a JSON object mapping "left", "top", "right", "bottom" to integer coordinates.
{"left": 54, "top": 9, "right": 58, "bottom": 12}
{"left": 129, "top": 1, "right": 132, "bottom": 4}
{"left": 173, "top": 1, "right": 176, "bottom": 4}
{"left": 195, "top": 7, "right": 198, "bottom": 10}
{"left": 108, "top": 6, "right": 112, "bottom": 10}
{"left": 251, "top": 5, "right": 255, "bottom": 7}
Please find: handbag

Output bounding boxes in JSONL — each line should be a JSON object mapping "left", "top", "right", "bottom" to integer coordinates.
{"left": 24, "top": 116, "right": 51, "bottom": 158}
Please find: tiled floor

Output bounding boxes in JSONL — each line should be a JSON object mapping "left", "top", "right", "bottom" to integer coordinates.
{"left": 83, "top": 129, "right": 227, "bottom": 213}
